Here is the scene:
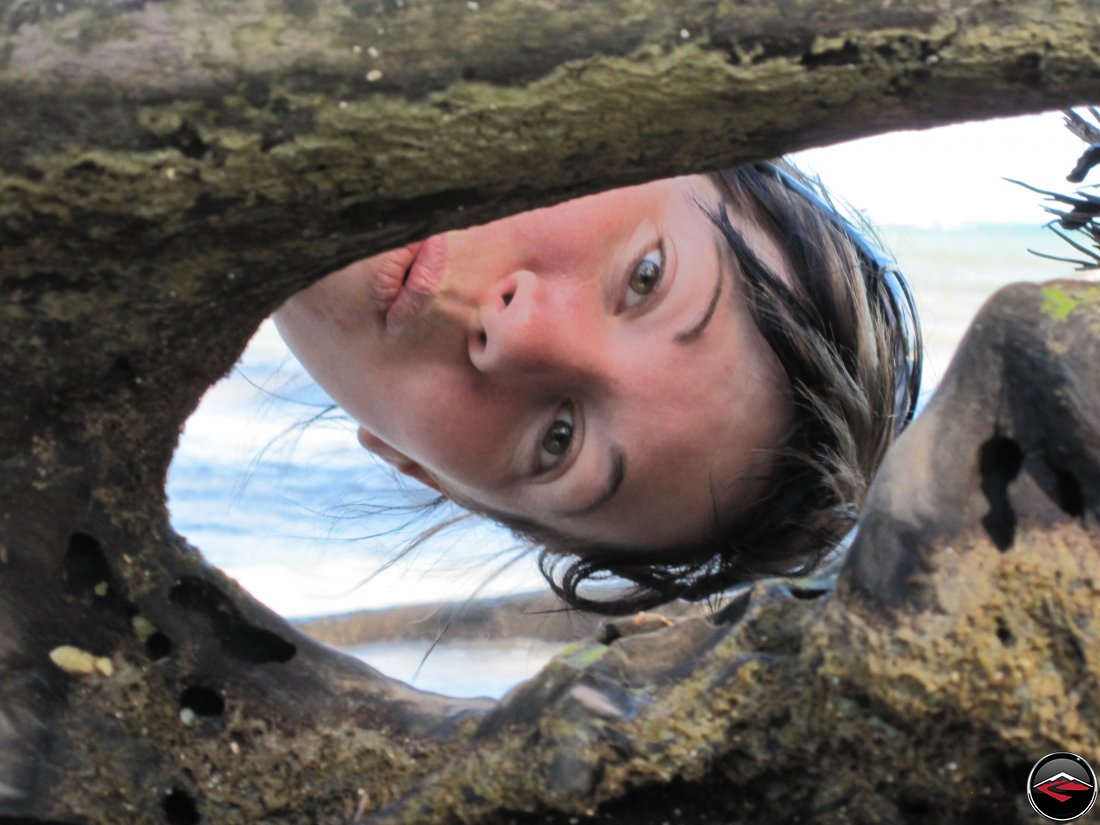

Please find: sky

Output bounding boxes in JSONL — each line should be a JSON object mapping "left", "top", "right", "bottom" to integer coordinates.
{"left": 791, "top": 109, "right": 1089, "bottom": 227}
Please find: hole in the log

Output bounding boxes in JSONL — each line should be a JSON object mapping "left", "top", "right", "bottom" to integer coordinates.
{"left": 63, "top": 531, "right": 137, "bottom": 617}
{"left": 112, "top": 355, "right": 136, "bottom": 382}
{"left": 978, "top": 435, "right": 1023, "bottom": 552}
{"left": 994, "top": 617, "right": 1015, "bottom": 647}
{"left": 789, "top": 584, "right": 830, "bottom": 600}
{"left": 169, "top": 577, "right": 297, "bottom": 664}
{"left": 146, "top": 632, "right": 173, "bottom": 661}
{"left": 62, "top": 532, "right": 111, "bottom": 596}
{"left": 180, "top": 685, "right": 225, "bottom": 717}
{"left": 1054, "top": 467, "right": 1085, "bottom": 517}
{"left": 162, "top": 788, "right": 201, "bottom": 825}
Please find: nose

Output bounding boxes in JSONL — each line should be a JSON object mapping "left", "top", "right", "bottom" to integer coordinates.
{"left": 468, "top": 271, "right": 598, "bottom": 381}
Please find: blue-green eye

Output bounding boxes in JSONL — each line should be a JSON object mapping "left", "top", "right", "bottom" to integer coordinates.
{"left": 626, "top": 248, "right": 663, "bottom": 306}
{"left": 538, "top": 404, "right": 574, "bottom": 473}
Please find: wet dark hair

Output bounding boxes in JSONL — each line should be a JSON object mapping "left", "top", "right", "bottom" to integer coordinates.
{"left": 476, "top": 160, "right": 922, "bottom": 614}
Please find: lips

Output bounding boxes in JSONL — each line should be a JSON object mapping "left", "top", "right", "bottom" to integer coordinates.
{"left": 373, "top": 234, "right": 449, "bottom": 328}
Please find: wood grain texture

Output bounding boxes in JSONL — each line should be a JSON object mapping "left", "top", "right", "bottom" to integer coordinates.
{"left": 2, "top": 1, "right": 1100, "bottom": 821}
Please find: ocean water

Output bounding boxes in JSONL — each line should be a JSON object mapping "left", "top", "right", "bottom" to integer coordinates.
{"left": 879, "top": 223, "right": 1085, "bottom": 384}
{"left": 166, "top": 221, "right": 1085, "bottom": 696}
{"left": 346, "top": 638, "right": 569, "bottom": 698}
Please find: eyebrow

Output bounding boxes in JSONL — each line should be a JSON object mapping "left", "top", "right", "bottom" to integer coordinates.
{"left": 673, "top": 249, "right": 725, "bottom": 345}
{"left": 556, "top": 446, "right": 626, "bottom": 518}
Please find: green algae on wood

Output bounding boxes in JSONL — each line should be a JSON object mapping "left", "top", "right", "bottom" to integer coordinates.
{"left": 1040, "top": 284, "right": 1100, "bottom": 322}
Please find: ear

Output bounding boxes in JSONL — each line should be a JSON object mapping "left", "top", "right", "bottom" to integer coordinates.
{"left": 356, "top": 427, "right": 444, "bottom": 494}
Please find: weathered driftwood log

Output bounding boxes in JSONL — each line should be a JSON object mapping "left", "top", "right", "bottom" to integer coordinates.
{"left": 3, "top": 0, "right": 1100, "bottom": 822}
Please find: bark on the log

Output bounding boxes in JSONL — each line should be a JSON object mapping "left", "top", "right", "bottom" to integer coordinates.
{"left": 2, "top": 0, "right": 1100, "bottom": 822}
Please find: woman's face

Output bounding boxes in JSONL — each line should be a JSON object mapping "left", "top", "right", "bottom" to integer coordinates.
{"left": 274, "top": 174, "right": 792, "bottom": 550}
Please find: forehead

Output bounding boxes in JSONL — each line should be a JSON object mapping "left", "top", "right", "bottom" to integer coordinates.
{"left": 565, "top": 265, "right": 790, "bottom": 549}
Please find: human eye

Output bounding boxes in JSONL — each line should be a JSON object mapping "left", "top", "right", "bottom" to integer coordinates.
{"left": 623, "top": 246, "right": 665, "bottom": 310}
{"left": 536, "top": 402, "right": 576, "bottom": 475}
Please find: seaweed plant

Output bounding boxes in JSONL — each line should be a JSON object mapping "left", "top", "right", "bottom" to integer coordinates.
{"left": 1010, "top": 108, "right": 1100, "bottom": 271}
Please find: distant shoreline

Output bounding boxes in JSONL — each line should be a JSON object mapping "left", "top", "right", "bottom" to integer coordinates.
{"left": 292, "top": 590, "right": 701, "bottom": 646}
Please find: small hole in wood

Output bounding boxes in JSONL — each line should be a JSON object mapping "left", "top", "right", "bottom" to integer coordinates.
{"left": 162, "top": 788, "right": 201, "bottom": 825}
{"left": 145, "top": 632, "right": 173, "bottom": 661}
{"left": 63, "top": 532, "right": 110, "bottom": 596}
{"left": 995, "top": 617, "right": 1015, "bottom": 647}
{"left": 180, "top": 685, "right": 225, "bottom": 717}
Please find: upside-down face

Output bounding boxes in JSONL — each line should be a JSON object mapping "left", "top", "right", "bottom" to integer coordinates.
{"left": 275, "top": 175, "right": 792, "bottom": 550}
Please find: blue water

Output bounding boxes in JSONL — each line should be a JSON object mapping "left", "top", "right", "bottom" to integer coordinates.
{"left": 346, "top": 638, "right": 566, "bottom": 699}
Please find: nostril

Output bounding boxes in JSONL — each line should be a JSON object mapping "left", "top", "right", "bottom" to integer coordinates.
{"left": 502, "top": 292, "right": 513, "bottom": 307}
{"left": 478, "top": 330, "right": 487, "bottom": 346}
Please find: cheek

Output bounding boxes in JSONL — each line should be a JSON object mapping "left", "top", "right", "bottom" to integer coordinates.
{"left": 281, "top": 270, "right": 363, "bottom": 333}
{"left": 390, "top": 378, "right": 517, "bottom": 475}
{"left": 275, "top": 275, "right": 373, "bottom": 377}
{"left": 275, "top": 314, "right": 347, "bottom": 401}
{"left": 273, "top": 296, "right": 324, "bottom": 360}
{"left": 494, "top": 202, "right": 619, "bottom": 270}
